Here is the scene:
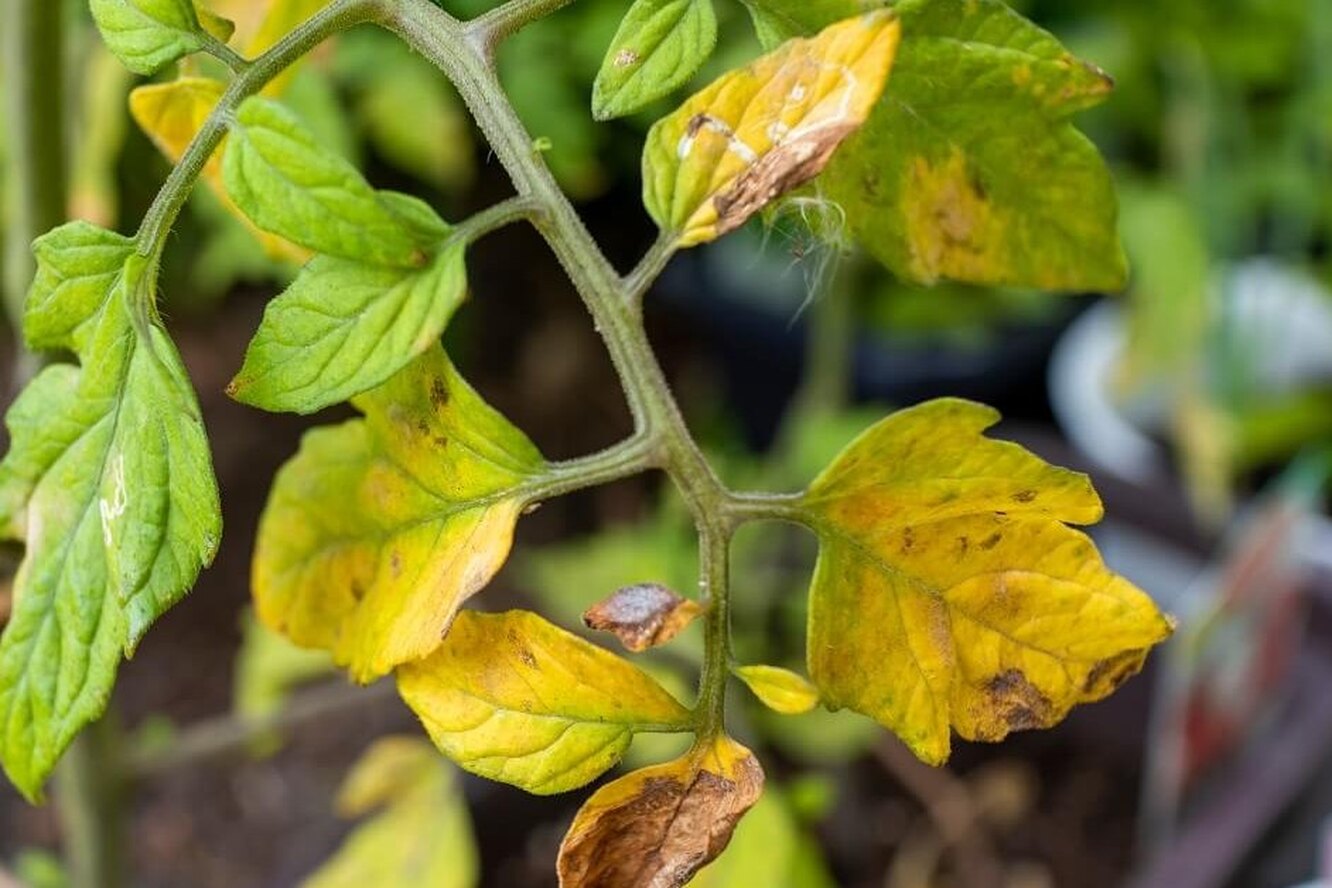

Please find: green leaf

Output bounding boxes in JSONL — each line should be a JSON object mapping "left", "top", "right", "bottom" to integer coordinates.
{"left": 397, "top": 610, "right": 693, "bottom": 795}
{"left": 801, "top": 399, "right": 1171, "bottom": 765}
{"left": 0, "top": 222, "right": 220, "bottom": 800}
{"left": 253, "top": 345, "right": 545, "bottom": 682}
{"left": 223, "top": 97, "right": 430, "bottom": 267}
{"left": 90, "top": 0, "right": 207, "bottom": 74}
{"left": 303, "top": 737, "right": 478, "bottom": 888}
{"left": 821, "top": 0, "right": 1126, "bottom": 290}
{"left": 593, "top": 0, "right": 718, "bottom": 120}
{"left": 228, "top": 229, "right": 466, "bottom": 414}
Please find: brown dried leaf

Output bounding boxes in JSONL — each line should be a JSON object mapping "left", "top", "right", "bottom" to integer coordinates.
{"left": 558, "top": 735, "right": 765, "bottom": 888}
{"left": 582, "top": 583, "right": 703, "bottom": 652}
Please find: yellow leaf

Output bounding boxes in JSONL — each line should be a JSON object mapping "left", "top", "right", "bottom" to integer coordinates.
{"left": 303, "top": 736, "right": 477, "bottom": 888}
{"left": 642, "top": 11, "right": 899, "bottom": 246}
{"left": 557, "top": 735, "right": 765, "bottom": 888}
{"left": 803, "top": 399, "right": 1173, "bottom": 765}
{"left": 253, "top": 346, "right": 546, "bottom": 682}
{"left": 733, "top": 665, "right": 819, "bottom": 715}
{"left": 582, "top": 582, "right": 703, "bottom": 652}
{"left": 129, "top": 77, "right": 308, "bottom": 261}
{"left": 398, "top": 609, "right": 693, "bottom": 795}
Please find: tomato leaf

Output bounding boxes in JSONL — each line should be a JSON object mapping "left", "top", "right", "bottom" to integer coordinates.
{"left": 398, "top": 610, "right": 693, "bottom": 795}
{"left": 802, "top": 399, "right": 1173, "bottom": 765}
{"left": 821, "top": 0, "right": 1126, "bottom": 290}
{"left": 642, "top": 11, "right": 900, "bottom": 246}
{"left": 582, "top": 582, "right": 703, "bottom": 652}
{"left": 303, "top": 737, "right": 478, "bottom": 888}
{"left": 733, "top": 665, "right": 819, "bottom": 715}
{"left": 90, "top": 0, "right": 207, "bottom": 74}
{"left": 557, "top": 735, "right": 765, "bottom": 888}
{"left": 223, "top": 97, "right": 430, "bottom": 266}
{"left": 228, "top": 209, "right": 464, "bottom": 414}
{"left": 253, "top": 345, "right": 544, "bottom": 682}
{"left": 0, "top": 223, "right": 220, "bottom": 799}
{"left": 593, "top": 0, "right": 718, "bottom": 121}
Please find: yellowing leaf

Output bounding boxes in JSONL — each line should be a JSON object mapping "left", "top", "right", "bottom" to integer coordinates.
{"left": 129, "top": 78, "right": 307, "bottom": 262}
{"left": 642, "top": 11, "right": 899, "bottom": 246}
{"left": 557, "top": 735, "right": 765, "bottom": 888}
{"left": 303, "top": 736, "right": 478, "bottom": 888}
{"left": 398, "top": 610, "right": 693, "bottom": 795}
{"left": 582, "top": 583, "right": 703, "bottom": 652}
{"left": 802, "top": 399, "right": 1173, "bottom": 765}
{"left": 733, "top": 665, "right": 819, "bottom": 715}
{"left": 253, "top": 345, "right": 545, "bottom": 682}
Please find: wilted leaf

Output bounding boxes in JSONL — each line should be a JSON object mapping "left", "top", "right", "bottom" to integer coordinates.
{"left": 558, "top": 735, "right": 765, "bottom": 888}
{"left": 398, "top": 610, "right": 693, "bottom": 794}
{"left": 223, "top": 97, "right": 431, "bottom": 266}
{"left": 0, "top": 223, "right": 220, "bottom": 799}
{"left": 228, "top": 196, "right": 463, "bottom": 413}
{"left": 90, "top": 0, "right": 207, "bottom": 74}
{"left": 583, "top": 583, "right": 703, "bottom": 652}
{"left": 642, "top": 11, "right": 899, "bottom": 246}
{"left": 129, "top": 77, "right": 306, "bottom": 262}
{"left": 593, "top": 0, "right": 717, "bottom": 121}
{"left": 822, "top": 0, "right": 1126, "bottom": 290}
{"left": 733, "top": 665, "right": 818, "bottom": 715}
{"left": 802, "top": 399, "right": 1173, "bottom": 764}
{"left": 303, "top": 736, "right": 477, "bottom": 888}
{"left": 253, "top": 345, "right": 544, "bottom": 682}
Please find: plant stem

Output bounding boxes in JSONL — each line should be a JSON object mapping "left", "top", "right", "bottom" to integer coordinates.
{"left": 4, "top": 3, "right": 127, "bottom": 885}
{"left": 2, "top": 0, "right": 66, "bottom": 378}
{"left": 56, "top": 715, "right": 126, "bottom": 888}
{"left": 466, "top": 0, "right": 581, "bottom": 52}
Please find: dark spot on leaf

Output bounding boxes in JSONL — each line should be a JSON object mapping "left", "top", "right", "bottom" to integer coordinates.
{"left": 433, "top": 436, "right": 449, "bottom": 449}
{"left": 957, "top": 536, "right": 969, "bottom": 555}
{"left": 901, "top": 527, "right": 916, "bottom": 552}
{"left": 584, "top": 583, "right": 702, "bottom": 652}
{"left": 979, "top": 532, "right": 1003, "bottom": 550}
{"left": 1012, "top": 489, "right": 1037, "bottom": 503}
{"left": 389, "top": 550, "right": 402, "bottom": 579}
{"left": 430, "top": 379, "right": 449, "bottom": 408}
{"left": 1083, "top": 651, "right": 1144, "bottom": 696}
{"left": 983, "top": 669, "right": 1054, "bottom": 734}
{"left": 518, "top": 647, "right": 537, "bottom": 669}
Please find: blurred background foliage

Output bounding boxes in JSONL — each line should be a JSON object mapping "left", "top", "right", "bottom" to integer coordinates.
{"left": 2, "top": 0, "right": 1332, "bottom": 885}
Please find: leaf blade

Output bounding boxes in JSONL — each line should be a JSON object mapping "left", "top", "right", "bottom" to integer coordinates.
{"left": 593, "top": 0, "right": 718, "bottom": 121}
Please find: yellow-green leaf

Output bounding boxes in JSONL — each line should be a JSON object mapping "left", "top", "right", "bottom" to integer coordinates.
{"left": 303, "top": 736, "right": 477, "bottom": 888}
{"left": 129, "top": 77, "right": 307, "bottom": 262}
{"left": 557, "top": 735, "right": 765, "bottom": 888}
{"left": 733, "top": 665, "right": 818, "bottom": 715}
{"left": 642, "top": 11, "right": 899, "bottom": 246}
{"left": 397, "top": 609, "right": 692, "bottom": 795}
{"left": 253, "top": 345, "right": 545, "bottom": 682}
{"left": 802, "top": 399, "right": 1173, "bottom": 765}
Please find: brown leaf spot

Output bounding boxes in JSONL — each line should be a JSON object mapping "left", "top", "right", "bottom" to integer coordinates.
{"left": 981, "top": 669, "right": 1054, "bottom": 735}
{"left": 430, "top": 378, "right": 449, "bottom": 409}
{"left": 1082, "top": 650, "right": 1146, "bottom": 698}
{"left": 557, "top": 745, "right": 764, "bottom": 888}
{"left": 1011, "top": 489, "right": 1038, "bottom": 504}
{"left": 389, "top": 550, "right": 402, "bottom": 579}
{"left": 902, "top": 149, "right": 1003, "bottom": 283}
{"left": 583, "top": 583, "right": 703, "bottom": 653}
{"left": 711, "top": 121, "right": 858, "bottom": 239}
{"left": 979, "top": 531, "right": 1003, "bottom": 551}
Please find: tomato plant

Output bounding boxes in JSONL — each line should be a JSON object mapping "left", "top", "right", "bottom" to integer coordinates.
{"left": 0, "top": 0, "right": 1174, "bottom": 884}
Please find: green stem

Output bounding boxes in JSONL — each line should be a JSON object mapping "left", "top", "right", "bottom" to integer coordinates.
{"left": 55, "top": 716, "right": 125, "bottom": 888}
{"left": 466, "top": 0, "right": 582, "bottom": 53}
{"left": 135, "top": 0, "right": 384, "bottom": 256}
{"left": 453, "top": 194, "right": 543, "bottom": 246}
{"left": 2, "top": 0, "right": 66, "bottom": 364}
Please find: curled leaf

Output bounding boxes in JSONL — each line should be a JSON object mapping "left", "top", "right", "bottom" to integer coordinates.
{"left": 642, "top": 11, "right": 900, "bottom": 246}
{"left": 557, "top": 735, "right": 765, "bottom": 888}
{"left": 398, "top": 610, "right": 692, "bottom": 794}
{"left": 802, "top": 399, "right": 1173, "bottom": 764}
{"left": 733, "top": 665, "right": 819, "bottom": 715}
{"left": 583, "top": 583, "right": 703, "bottom": 652}
{"left": 253, "top": 345, "right": 544, "bottom": 682}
